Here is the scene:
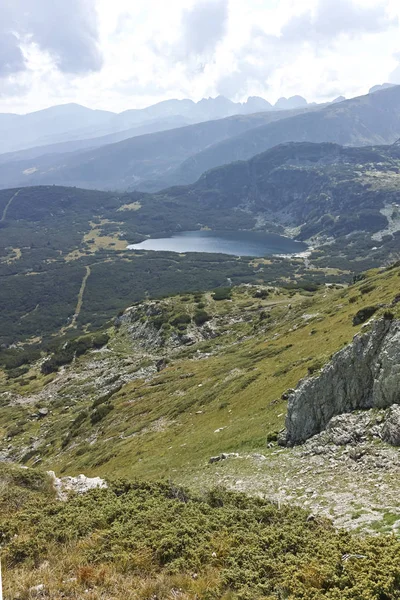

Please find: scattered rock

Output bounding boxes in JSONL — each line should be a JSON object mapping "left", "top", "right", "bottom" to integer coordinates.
{"left": 209, "top": 452, "right": 238, "bottom": 464}
{"left": 156, "top": 358, "right": 168, "bottom": 372}
{"left": 38, "top": 407, "right": 49, "bottom": 418}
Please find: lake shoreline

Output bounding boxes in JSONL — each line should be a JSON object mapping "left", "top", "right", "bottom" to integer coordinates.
{"left": 126, "top": 230, "right": 307, "bottom": 258}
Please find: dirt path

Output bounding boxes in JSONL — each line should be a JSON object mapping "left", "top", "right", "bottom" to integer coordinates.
{"left": 1, "top": 189, "right": 20, "bottom": 222}
{"left": 68, "top": 265, "right": 91, "bottom": 329}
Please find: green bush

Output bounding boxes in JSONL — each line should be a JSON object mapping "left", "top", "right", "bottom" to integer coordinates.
{"left": 360, "top": 284, "right": 376, "bottom": 295}
{"left": 193, "top": 310, "right": 211, "bottom": 326}
{"left": 6, "top": 365, "right": 30, "bottom": 379}
{"left": 3, "top": 472, "right": 400, "bottom": 600}
{"left": 252, "top": 288, "right": 269, "bottom": 299}
{"left": 212, "top": 287, "right": 232, "bottom": 301}
{"left": 171, "top": 313, "right": 191, "bottom": 326}
{"left": 90, "top": 403, "right": 114, "bottom": 425}
{"left": 41, "top": 332, "right": 110, "bottom": 374}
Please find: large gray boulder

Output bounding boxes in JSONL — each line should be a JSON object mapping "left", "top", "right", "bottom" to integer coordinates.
{"left": 285, "top": 318, "right": 400, "bottom": 445}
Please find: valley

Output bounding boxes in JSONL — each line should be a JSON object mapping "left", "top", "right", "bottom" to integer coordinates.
{"left": 1, "top": 140, "right": 400, "bottom": 347}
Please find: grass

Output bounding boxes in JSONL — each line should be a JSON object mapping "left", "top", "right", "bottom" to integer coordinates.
{"left": 1, "top": 265, "right": 400, "bottom": 487}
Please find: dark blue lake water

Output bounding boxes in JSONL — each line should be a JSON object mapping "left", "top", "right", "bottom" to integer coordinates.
{"left": 127, "top": 230, "right": 307, "bottom": 257}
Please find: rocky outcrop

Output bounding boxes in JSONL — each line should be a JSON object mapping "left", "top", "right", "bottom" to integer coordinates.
{"left": 285, "top": 318, "right": 400, "bottom": 445}
{"left": 116, "top": 301, "right": 219, "bottom": 353}
{"left": 48, "top": 471, "right": 107, "bottom": 500}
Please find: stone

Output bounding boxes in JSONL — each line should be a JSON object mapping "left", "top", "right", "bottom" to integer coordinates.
{"left": 48, "top": 471, "right": 107, "bottom": 500}
{"left": 285, "top": 318, "right": 400, "bottom": 445}
{"left": 382, "top": 405, "right": 400, "bottom": 446}
{"left": 156, "top": 358, "right": 168, "bottom": 372}
{"left": 38, "top": 407, "right": 49, "bottom": 418}
{"left": 209, "top": 452, "right": 238, "bottom": 464}
{"left": 29, "top": 584, "right": 45, "bottom": 596}
{"left": 209, "top": 455, "right": 222, "bottom": 464}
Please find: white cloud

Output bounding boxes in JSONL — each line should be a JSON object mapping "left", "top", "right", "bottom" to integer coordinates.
{"left": 0, "top": 0, "right": 103, "bottom": 77}
{"left": 0, "top": 0, "right": 399, "bottom": 114}
{"left": 281, "top": 0, "right": 397, "bottom": 43}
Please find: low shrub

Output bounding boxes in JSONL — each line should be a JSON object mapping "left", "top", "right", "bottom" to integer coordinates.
{"left": 193, "top": 310, "right": 211, "bottom": 326}
{"left": 212, "top": 287, "right": 232, "bottom": 301}
{"left": 3, "top": 472, "right": 400, "bottom": 600}
{"left": 90, "top": 403, "right": 114, "bottom": 425}
{"left": 41, "top": 332, "right": 110, "bottom": 374}
{"left": 171, "top": 314, "right": 191, "bottom": 327}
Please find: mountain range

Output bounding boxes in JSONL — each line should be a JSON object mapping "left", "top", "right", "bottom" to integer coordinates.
{"left": 0, "top": 106, "right": 316, "bottom": 190}
{"left": 0, "top": 94, "right": 321, "bottom": 155}
{"left": 0, "top": 85, "right": 399, "bottom": 192}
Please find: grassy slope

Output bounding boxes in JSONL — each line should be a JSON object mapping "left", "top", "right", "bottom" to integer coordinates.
{"left": 1, "top": 264, "right": 400, "bottom": 486}
{"left": 2, "top": 463, "right": 400, "bottom": 600}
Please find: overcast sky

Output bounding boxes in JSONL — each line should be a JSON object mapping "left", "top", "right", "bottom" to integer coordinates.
{"left": 1, "top": 0, "right": 400, "bottom": 114}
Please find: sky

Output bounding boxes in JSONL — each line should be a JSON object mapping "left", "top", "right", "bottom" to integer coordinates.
{"left": 1, "top": 0, "right": 400, "bottom": 114}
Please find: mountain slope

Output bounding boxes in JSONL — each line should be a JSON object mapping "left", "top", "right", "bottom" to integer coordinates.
{"left": 0, "top": 103, "right": 115, "bottom": 154}
{"left": 162, "top": 85, "right": 400, "bottom": 187}
{"left": 0, "top": 107, "right": 316, "bottom": 190}
{"left": 0, "top": 115, "right": 192, "bottom": 164}
{"left": 2, "top": 263, "right": 400, "bottom": 532}
{"left": 157, "top": 141, "right": 400, "bottom": 245}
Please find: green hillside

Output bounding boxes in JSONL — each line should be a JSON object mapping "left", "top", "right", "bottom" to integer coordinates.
{"left": 2, "top": 262, "right": 399, "bottom": 486}
{"left": 2, "top": 265, "right": 400, "bottom": 598}
{"left": 1, "top": 140, "right": 400, "bottom": 345}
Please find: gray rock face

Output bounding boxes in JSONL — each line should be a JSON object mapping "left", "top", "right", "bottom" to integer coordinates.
{"left": 382, "top": 405, "right": 400, "bottom": 446}
{"left": 285, "top": 318, "right": 400, "bottom": 445}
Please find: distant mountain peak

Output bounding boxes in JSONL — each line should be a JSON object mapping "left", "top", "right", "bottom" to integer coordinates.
{"left": 245, "top": 96, "right": 273, "bottom": 110}
{"left": 369, "top": 83, "right": 397, "bottom": 94}
{"left": 274, "top": 96, "right": 308, "bottom": 110}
